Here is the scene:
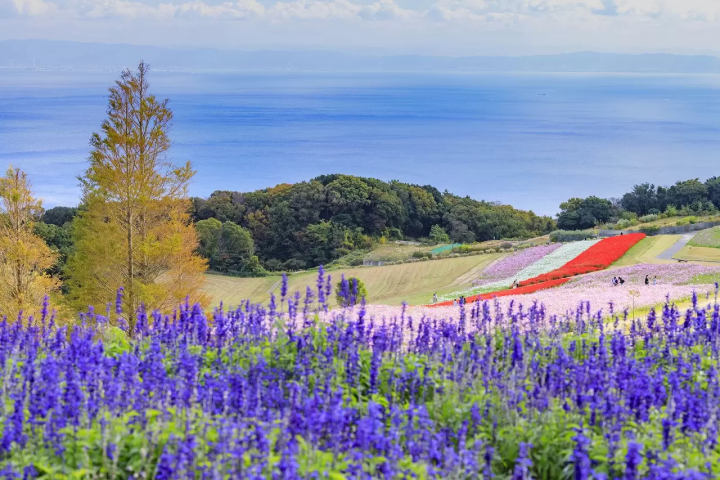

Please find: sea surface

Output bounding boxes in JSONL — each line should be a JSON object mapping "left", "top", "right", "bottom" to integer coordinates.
{"left": 1, "top": 70, "right": 720, "bottom": 216}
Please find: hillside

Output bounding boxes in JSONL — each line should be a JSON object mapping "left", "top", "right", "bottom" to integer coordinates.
{"left": 192, "top": 174, "right": 554, "bottom": 272}
{"left": 204, "top": 252, "right": 504, "bottom": 308}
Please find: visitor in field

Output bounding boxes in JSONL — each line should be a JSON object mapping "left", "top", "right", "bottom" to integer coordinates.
{"left": 612, "top": 276, "right": 618, "bottom": 286}
{"left": 453, "top": 298, "right": 458, "bottom": 306}
{"left": 645, "top": 275, "right": 650, "bottom": 286}
{"left": 432, "top": 293, "right": 438, "bottom": 304}
{"left": 654, "top": 276, "right": 658, "bottom": 285}
{"left": 619, "top": 277, "right": 625, "bottom": 285}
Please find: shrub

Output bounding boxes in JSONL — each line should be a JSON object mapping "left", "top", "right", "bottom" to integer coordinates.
{"left": 687, "top": 216, "right": 698, "bottom": 225}
{"left": 638, "top": 214, "right": 658, "bottom": 223}
{"left": 665, "top": 205, "right": 678, "bottom": 217}
{"left": 639, "top": 225, "right": 661, "bottom": 235}
{"left": 615, "top": 219, "right": 632, "bottom": 229}
{"left": 676, "top": 218, "right": 690, "bottom": 226}
{"left": 500, "top": 241, "right": 513, "bottom": 250}
{"left": 429, "top": 225, "right": 451, "bottom": 244}
{"left": 549, "top": 230, "right": 596, "bottom": 242}
{"left": 335, "top": 277, "right": 368, "bottom": 306}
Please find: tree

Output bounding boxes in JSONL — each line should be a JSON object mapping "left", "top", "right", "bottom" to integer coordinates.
{"left": 429, "top": 224, "right": 450, "bottom": 244}
{"left": 196, "top": 218, "right": 223, "bottom": 260}
{"left": 667, "top": 179, "right": 708, "bottom": 209}
{"left": 66, "top": 62, "right": 207, "bottom": 329}
{"left": 34, "top": 222, "right": 73, "bottom": 278}
{"left": 0, "top": 167, "right": 59, "bottom": 319}
{"left": 706, "top": 177, "right": 720, "bottom": 209}
{"left": 335, "top": 276, "right": 368, "bottom": 307}
{"left": 41, "top": 206, "right": 78, "bottom": 227}
{"left": 557, "top": 196, "right": 613, "bottom": 230}
{"left": 211, "top": 222, "right": 259, "bottom": 274}
{"left": 620, "top": 183, "right": 657, "bottom": 216}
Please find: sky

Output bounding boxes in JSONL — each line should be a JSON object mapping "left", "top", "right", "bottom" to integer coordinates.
{"left": 2, "top": 0, "right": 720, "bottom": 56}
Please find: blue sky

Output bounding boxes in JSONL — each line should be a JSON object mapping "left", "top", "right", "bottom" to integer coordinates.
{"left": 2, "top": 0, "right": 720, "bottom": 55}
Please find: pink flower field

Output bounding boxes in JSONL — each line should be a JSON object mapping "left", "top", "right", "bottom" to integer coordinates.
{"left": 359, "top": 263, "right": 720, "bottom": 323}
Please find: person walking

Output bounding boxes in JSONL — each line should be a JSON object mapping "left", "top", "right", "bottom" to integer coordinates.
{"left": 453, "top": 298, "right": 458, "bottom": 306}
{"left": 645, "top": 275, "right": 649, "bottom": 286}
{"left": 619, "top": 277, "right": 625, "bottom": 285}
{"left": 653, "top": 276, "right": 658, "bottom": 286}
{"left": 432, "top": 293, "right": 438, "bottom": 304}
{"left": 612, "top": 277, "right": 618, "bottom": 286}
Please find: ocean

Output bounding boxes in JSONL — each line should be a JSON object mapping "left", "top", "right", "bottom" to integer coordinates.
{"left": 1, "top": 70, "right": 720, "bottom": 216}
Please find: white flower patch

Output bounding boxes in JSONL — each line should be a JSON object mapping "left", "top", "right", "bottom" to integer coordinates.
{"left": 439, "top": 240, "right": 599, "bottom": 301}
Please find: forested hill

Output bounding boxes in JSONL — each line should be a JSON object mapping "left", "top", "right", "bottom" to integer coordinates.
{"left": 190, "top": 174, "right": 556, "bottom": 271}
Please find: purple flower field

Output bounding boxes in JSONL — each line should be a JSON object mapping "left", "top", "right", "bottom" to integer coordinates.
{"left": 475, "top": 243, "right": 562, "bottom": 284}
{"left": 1, "top": 269, "right": 720, "bottom": 478}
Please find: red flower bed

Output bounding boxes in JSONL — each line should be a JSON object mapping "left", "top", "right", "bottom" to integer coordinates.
{"left": 519, "top": 233, "right": 645, "bottom": 287}
{"left": 430, "top": 278, "right": 571, "bottom": 307}
{"left": 427, "top": 233, "right": 644, "bottom": 307}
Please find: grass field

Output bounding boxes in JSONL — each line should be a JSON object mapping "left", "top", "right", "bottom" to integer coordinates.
{"left": 611, "top": 234, "right": 681, "bottom": 266}
{"left": 204, "top": 252, "right": 505, "bottom": 307}
{"left": 675, "top": 245, "right": 720, "bottom": 263}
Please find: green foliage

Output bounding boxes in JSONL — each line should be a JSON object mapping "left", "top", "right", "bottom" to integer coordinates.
{"left": 335, "top": 277, "right": 368, "bottom": 306}
{"left": 212, "top": 222, "right": 263, "bottom": 275}
{"left": 41, "top": 206, "right": 78, "bottom": 227}
{"left": 191, "top": 175, "right": 556, "bottom": 270}
{"left": 428, "top": 224, "right": 450, "bottom": 244}
{"left": 549, "top": 230, "right": 596, "bottom": 242}
{"left": 34, "top": 221, "right": 74, "bottom": 277}
{"left": 639, "top": 225, "right": 661, "bottom": 235}
{"left": 638, "top": 214, "right": 658, "bottom": 223}
{"left": 195, "top": 218, "right": 223, "bottom": 259}
{"left": 615, "top": 219, "right": 632, "bottom": 229}
{"left": 557, "top": 196, "right": 614, "bottom": 230}
{"left": 619, "top": 178, "right": 720, "bottom": 217}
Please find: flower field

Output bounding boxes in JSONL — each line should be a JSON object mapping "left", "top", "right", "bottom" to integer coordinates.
{"left": 689, "top": 227, "right": 720, "bottom": 248}
{"left": 433, "top": 237, "right": 642, "bottom": 307}
{"left": 440, "top": 240, "right": 598, "bottom": 301}
{"left": 475, "top": 243, "right": 563, "bottom": 285}
{"left": 3, "top": 277, "right": 720, "bottom": 478}
{"left": 520, "top": 233, "right": 646, "bottom": 286}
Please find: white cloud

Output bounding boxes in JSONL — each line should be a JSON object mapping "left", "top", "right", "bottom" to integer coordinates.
{"left": 10, "top": 0, "right": 58, "bottom": 15}
{"left": 174, "top": 0, "right": 265, "bottom": 18}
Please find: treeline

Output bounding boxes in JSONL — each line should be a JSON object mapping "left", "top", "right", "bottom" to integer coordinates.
{"left": 190, "top": 175, "right": 556, "bottom": 271}
{"left": 557, "top": 177, "right": 720, "bottom": 230}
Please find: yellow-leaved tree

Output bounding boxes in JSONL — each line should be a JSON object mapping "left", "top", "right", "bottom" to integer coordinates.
{"left": 66, "top": 62, "right": 207, "bottom": 332}
{"left": 0, "top": 167, "right": 59, "bottom": 321}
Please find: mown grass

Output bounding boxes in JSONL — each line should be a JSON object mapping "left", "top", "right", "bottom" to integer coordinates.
{"left": 611, "top": 235, "right": 681, "bottom": 267}
{"left": 675, "top": 245, "right": 720, "bottom": 263}
{"left": 203, "top": 252, "right": 504, "bottom": 308}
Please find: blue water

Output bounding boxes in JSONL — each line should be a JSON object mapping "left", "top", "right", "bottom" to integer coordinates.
{"left": 2, "top": 70, "right": 720, "bottom": 215}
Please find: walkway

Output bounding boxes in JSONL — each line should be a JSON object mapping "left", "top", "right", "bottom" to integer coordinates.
{"left": 656, "top": 232, "right": 698, "bottom": 260}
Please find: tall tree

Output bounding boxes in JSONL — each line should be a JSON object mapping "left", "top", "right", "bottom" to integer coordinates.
{"left": 0, "top": 167, "right": 59, "bottom": 320}
{"left": 66, "top": 62, "right": 207, "bottom": 329}
{"left": 620, "top": 183, "right": 658, "bottom": 216}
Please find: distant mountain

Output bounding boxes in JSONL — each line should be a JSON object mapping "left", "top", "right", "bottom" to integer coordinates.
{"left": 2, "top": 39, "right": 720, "bottom": 73}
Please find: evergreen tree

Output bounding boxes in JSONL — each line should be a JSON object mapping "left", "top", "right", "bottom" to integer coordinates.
{"left": 66, "top": 62, "right": 207, "bottom": 331}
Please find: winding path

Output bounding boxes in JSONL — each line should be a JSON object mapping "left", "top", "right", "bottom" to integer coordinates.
{"left": 657, "top": 232, "right": 698, "bottom": 260}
